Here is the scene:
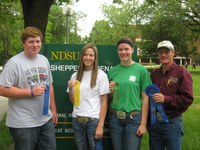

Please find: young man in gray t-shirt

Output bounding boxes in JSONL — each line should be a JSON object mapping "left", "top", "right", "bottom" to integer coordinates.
{"left": 0, "top": 27, "right": 57, "bottom": 150}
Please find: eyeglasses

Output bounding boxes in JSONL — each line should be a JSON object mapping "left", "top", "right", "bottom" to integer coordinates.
{"left": 157, "top": 50, "right": 171, "bottom": 55}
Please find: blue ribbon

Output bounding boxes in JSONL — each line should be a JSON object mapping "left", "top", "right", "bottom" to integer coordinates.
{"left": 95, "top": 139, "right": 103, "bottom": 150}
{"left": 43, "top": 84, "right": 50, "bottom": 115}
{"left": 145, "top": 84, "right": 169, "bottom": 125}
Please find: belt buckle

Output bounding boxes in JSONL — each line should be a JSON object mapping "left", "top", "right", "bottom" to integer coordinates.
{"left": 156, "top": 112, "right": 162, "bottom": 121}
{"left": 77, "top": 116, "right": 88, "bottom": 123}
{"left": 129, "top": 111, "right": 135, "bottom": 118}
{"left": 116, "top": 111, "right": 126, "bottom": 119}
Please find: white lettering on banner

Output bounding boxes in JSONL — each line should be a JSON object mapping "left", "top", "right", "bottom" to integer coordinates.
{"left": 68, "top": 113, "right": 72, "bottom": 118}
{"left": 56, "top": 128, "right": 109, "bottom": 134}
{"left": 50, "top": 65, "right": 113, "bottom": 72}
{"left": 65, "top": 128, "right": 74, "bottom": 133}
{"left": 50, "top": 65, "right": 79, "bottom": 72}
{"left": 55, "top": 128, "right": 74, "bottom": 134}
{"left": 57, "top": 113, "right": 68, "bottom": 118}
{"left": 98, "top": 66, "right": 113, "bottom": 72}
{"left": 57, "top": 113, "right": 72, "bottom": 118}
{"left": 56, "top": 128, "right": 63, "bottom": 133}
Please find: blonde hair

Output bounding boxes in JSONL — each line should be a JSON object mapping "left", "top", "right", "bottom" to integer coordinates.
{"left": 21, "top": 27, "right": 42, "bottom": 43}
{"left": 76, "top": 43, "right": 98, "bottom": 88}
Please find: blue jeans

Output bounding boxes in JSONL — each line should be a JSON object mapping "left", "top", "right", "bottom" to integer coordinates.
{"left": 9, "top": 119, "right": 56, "bottom": 150}
{"left": 72, "top": 118, "right": 101, "bottom": 150}
{"left": 109, "top": 111, "right": 142, "bottom": 150}
{"left": 149, "top": 116, "right": 183, "bottom": 150}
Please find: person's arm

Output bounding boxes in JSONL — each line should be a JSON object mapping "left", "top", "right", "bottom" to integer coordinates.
{"left": 0, "top": 85, "right": 46, "bottom": 99}
{"left": 136, "top": 92, "right": 149, "bottom": 136}
{"left": 50, "top": 84, "right": 58, "bottom": 126}
{"left": 95, "top": 94, "right": 108, "bottom": 139}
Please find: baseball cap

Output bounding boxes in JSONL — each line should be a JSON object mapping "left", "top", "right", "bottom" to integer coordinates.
{"left": 157, "top": 40, "right": 174, "bottom": 51}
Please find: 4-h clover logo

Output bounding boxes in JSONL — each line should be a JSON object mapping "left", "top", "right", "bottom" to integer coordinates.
{"left": 129, "top": 75, "right": 136, "bottom": 82}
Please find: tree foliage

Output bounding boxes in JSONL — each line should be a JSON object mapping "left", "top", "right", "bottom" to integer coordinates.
{"left": 137, "top": 0, "right": 196, "bottom": 58}
{"left": 0, "top": 1, "right": 23, "bottom": 65}
{"left": 183, "top": 0, "right": 200, "bottom": 32}
{"left": 0, "top": 0, "right": 84, "bottom": 65}
{"left": 87, "top": 2, "right": 141, "bottom": 44}
{"left": 46, "top": 5, "right": 66, "bottom": 44}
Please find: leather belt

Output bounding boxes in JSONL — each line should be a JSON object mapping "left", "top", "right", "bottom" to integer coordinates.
{"left": 75, "top": 116, "right": 96, "bottom": 123}
{"left": 110, "top": 109, "right": 141, "bottom": 120}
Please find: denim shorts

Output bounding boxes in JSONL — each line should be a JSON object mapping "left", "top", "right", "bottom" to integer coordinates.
{"left": 9, "top": 119, "right": 56, "bottom": 150}
{"left": 109, "top": 111, "right": 142, "bottom": 150}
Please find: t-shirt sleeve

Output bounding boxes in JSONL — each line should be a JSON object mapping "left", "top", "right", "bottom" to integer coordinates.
{"left": 0, "top": 60, "right": 18, "bottom": 87}
{"left": 98, "top": 71, "right": 110, "bottom": 95}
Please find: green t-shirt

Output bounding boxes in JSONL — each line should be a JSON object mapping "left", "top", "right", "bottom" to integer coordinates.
{"left": 108, "top": 63, "right": 152, "bottom": 112}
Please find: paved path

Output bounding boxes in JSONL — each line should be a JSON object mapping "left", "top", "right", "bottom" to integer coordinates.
{"left": 0, "top": 96, "right": 8, "bottom": 121}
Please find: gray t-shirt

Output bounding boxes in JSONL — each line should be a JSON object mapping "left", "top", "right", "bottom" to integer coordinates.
{"left": 0, "top": 52, "right": 53, "bottom": 128}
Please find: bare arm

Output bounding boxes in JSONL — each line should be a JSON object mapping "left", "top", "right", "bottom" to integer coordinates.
{"left": 50, "top": 84, "right": 58, "bottom": 126}
{"left": 95, "top": 94, "right": 108, "bottom": 139}
{"left": 0, "top": 85, "right": 45, "bottom": 99}
{"left": 136, "top": 92, "right": 149, "bottom": 136}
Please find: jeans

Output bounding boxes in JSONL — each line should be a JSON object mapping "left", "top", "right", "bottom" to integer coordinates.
{"left": 149, "top": 116, "right": 183, "bottom": 150}
{"left": 72, "top": 118, "right": 101, "bottom": 150}
{"left": 9, "top": 119, "right": 56, "bottom": 150}
{"left": 109, "top": 111, "right": 142, "bottom": 150}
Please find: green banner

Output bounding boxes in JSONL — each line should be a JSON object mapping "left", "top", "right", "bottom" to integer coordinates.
{"left": 42, "top": 44, "right": 137, "bottom": 150}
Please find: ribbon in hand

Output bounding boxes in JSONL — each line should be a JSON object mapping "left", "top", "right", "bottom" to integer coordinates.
{"left": 43, "top": 84, "right": 50, "bottom": 115}
{"left": 145, "top": 84, "right": 169, "bottom": 125}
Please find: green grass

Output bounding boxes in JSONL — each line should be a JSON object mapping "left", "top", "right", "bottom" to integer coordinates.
{"left": 0, "top": 114, "right": 13, "bottom": 150}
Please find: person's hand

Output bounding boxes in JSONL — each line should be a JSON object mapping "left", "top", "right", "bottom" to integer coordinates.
{"left": 136, "top": 124, "right": 147, "bottom": 136}
{"left": 32, "top": 85, "right": 46, "bottom": 96}
{"left": 109, "top": 81, "right": 116, "bottom": 93}
{"left": 68, "top": 80, "right": 76, "bottom": 88}
{"left": 68, "top": 80, "right": 77, "bottom": 93}
{"left": 152, "top": 93, "right": 165, "bottom": 103}
{"left": 95, "top": 126, "right": 103, "bottom": 139}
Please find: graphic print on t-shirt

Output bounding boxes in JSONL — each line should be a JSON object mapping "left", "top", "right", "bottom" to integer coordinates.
{"left": 25, "top": 67, "right": 48, "bottom": 87}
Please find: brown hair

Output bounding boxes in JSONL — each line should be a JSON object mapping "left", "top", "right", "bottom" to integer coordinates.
{"left": 21, "top": 27, "right": 42, "bottom": 43}
{"left": 117, "top": 37, "right": 134, "bottom": 48}
{"left": 76, "top": 43, "right": 98, "bottom": 88}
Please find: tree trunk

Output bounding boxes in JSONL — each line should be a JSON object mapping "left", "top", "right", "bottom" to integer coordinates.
{"left": 20, "top": 0, "right": 54, "bottom": 43}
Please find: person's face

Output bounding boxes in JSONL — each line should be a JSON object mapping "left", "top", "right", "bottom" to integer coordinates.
{"left": 83, "top": 48, "right": 95, "bottom": 70}
{"left": 157, "top": 48, "right": 174, "bottom": 65}
{"left": 117, "top": 43, "right": 133, "bottom": 62}
{"left": 23, "top": 36, "right": 42, "bottom": 58}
